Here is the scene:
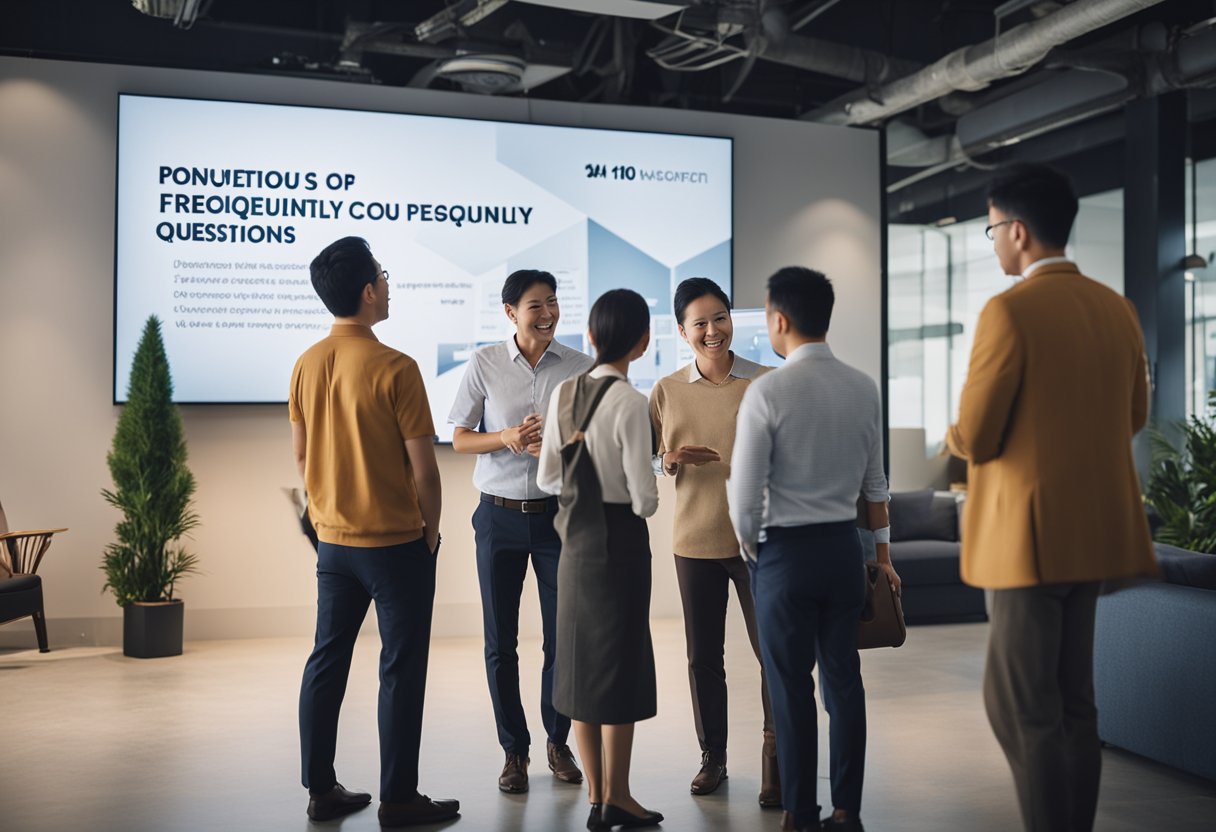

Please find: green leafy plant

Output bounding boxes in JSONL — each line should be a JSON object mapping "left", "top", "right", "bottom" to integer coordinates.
{"left": 1144, "top": 390, "right": 1216, "bottom": 554}
{"left": 102, "top": 316, "right": 200, "bottom": 605}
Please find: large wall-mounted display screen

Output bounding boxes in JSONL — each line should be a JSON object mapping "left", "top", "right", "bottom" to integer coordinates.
{"left": 114, "top": 94, "right": 732, "bottom": 439}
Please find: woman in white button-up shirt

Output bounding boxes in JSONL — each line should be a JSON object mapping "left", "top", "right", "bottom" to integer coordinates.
{"left": 537, "top": 288, "right": 663, "bottom": 831}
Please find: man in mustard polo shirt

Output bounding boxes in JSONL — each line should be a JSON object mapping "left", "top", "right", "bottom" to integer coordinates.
{"left": 290, "top": 236, "right": 458, "bottom": 827}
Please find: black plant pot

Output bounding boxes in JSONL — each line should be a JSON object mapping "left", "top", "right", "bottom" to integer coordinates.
{"left": 123, "top": 600, "right": 184, "bottom": 658}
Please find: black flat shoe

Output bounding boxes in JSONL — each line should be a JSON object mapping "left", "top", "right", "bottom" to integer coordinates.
{"left": 601, "top": 803, "right": 664, "bottom": 828}
{"left": 587, "top": 802, "right": 609, "bottom": 830}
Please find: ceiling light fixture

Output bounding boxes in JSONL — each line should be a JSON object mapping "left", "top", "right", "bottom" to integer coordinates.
{"left": 1184, "top": 159, "right": 1208, "bottom": 280}
{"left": 436, "top": 55, "right": 526, "bottom": 94}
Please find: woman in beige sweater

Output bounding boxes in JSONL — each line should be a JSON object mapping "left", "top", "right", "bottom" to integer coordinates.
{"left": 648, "top": 277, "right": 779, "bottom": 808}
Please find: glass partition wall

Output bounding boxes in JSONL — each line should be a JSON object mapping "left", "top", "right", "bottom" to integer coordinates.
{"left": 1185, "top": 158, "right": 1216, "bottom": 417}
{"left": 888, "top": 156, "right": 1213, "bottom": 491}
{"left": 888, "top": 189, "right": 1126, "bottom": 481}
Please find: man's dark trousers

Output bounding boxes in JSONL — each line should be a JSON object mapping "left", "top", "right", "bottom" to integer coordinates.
{"left": 751, "top": 523, "right": 867, "bottom": 828}
{"left": 473, "top": 498, "right": 567, "bottom": 755}
{"left": 300, "top": 537, "right": 435, "bottom": 802}
{"left": 985, "top": 582, "right": 1103, "bottom": 832}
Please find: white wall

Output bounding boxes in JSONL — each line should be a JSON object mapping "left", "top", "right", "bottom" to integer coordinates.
{"left": 0, "top": 57, "right": 882, "bottom": 647}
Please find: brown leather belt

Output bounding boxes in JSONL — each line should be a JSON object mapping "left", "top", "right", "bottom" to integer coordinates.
{"left": 481, "top": 493, "right": 557, "bottom": 514}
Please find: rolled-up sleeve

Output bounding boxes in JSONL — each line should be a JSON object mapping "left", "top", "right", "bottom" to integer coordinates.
{"left": 728, "top": 385, "right": 772, "bottom": 548}
{"left": 448, "top": 352, "right": 486, "bottom": 430}
{"left": 649, "top": 385, "right": 667, "bottom": 478}
{"left": 861, "top": 384, "right": 889, "bottom": 502}
{"left": 536, "top": 382, "right": 565, "bottom": 496}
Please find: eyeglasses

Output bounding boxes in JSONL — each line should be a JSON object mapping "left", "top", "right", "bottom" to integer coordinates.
{"left": 984, "top": 219, "right": 1017, "bottom": 241}
{"left": 378, "top": 270, "right": 390, "bottom": 283}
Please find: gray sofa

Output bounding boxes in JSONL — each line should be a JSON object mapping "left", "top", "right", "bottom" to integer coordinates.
{"left": 1093, "top": 544, "right": 1216, "bottom": 781}
{"left": 884, "top": 490, "right": 987, "bottom": 625}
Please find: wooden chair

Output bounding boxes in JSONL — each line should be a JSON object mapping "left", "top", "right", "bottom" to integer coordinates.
{"left": 0, "top": 503, "right": 66, "bottom": 653}
{"left": 0, "top": 528, "right": 66, "bottom": 577}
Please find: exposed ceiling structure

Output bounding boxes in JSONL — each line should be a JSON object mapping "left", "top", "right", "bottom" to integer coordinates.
{"left": 4, "top": 0, "right": 1216, "bottom": 222}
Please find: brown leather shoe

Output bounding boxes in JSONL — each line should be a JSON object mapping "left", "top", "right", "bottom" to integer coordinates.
{"left": 689, "top": 750, "right": 727, "bottom": 795}
{"left": 759, "top": 730, "right": 782, "bottom": 808}
{"left": 547, "top": 740, "right": 584, "bottom": 784}
{"left": 498, "top": 752, "right": 529, "bottom": 793}
{"left": 377, "top": 795, "right": 460, "bottom": 827}
{"left": 306, "top": 782, "right": 371, "bottom": 821}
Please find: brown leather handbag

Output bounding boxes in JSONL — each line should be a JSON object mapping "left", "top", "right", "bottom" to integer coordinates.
{"left": 858, "top": 563, "right": 907, "bottom": 649}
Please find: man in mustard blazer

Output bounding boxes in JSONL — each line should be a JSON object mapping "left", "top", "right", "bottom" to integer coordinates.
{"left": 946, "top": 164, "right": 1157, "bottom": 832}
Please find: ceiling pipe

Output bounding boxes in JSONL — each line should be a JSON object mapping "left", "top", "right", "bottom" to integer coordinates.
{"left": 885, "top": 19, "right": 1216, "bottom": 188}
{"left": 757, "top": 32, "right": 921, "bottom": 85}
{"left": 806, "top": 0, "right": 1166, "bottom": 126}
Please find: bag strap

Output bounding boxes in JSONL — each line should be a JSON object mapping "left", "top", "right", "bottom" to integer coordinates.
{"left": 577, "top": 376, "right": 619, "bottom": 433}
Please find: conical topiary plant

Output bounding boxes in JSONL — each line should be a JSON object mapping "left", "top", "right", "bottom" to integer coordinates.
{"left": 102, "top": 315, "right": 200, "bottom": 606}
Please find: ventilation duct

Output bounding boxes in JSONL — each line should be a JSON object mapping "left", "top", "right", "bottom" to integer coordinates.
{"left": 886, "top": 19, "right": 1216, "bottom": 189}
{"left": 955, "top": 68, "right": 1130, "bottom": 154}
{"left": 758, "top": 32, "right": 921, "bottom": 85}
{"left": 517, "top": 0, "right": 688, "bottom": 19}
{"left": 807, "top": 0, "right": 1166, "bottom": 126}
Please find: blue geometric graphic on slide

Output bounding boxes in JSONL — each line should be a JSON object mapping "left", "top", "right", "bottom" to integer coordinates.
{"left": 437, "top": 342, "right": 481, "bottom": 377}
{"left": 493, "top": 123, "right": 731, "bottom": 269}
{"left": 674, "top": 239, "right": 732, "bottom": 299}
{"left": 507, "top": 219, "right": 586, "bottom": 277}
{"left": 588, "top": 220, "right": 669, "bottom": 306}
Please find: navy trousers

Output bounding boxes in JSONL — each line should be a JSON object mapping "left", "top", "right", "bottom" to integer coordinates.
{"left": 299, "top": 537, "right": 436, "bottom": 802}
{"left": 473, "top": 499, "right": 568, "bottom": 755}
{"left": 751, "top": 522, "right": 867, "bottom": 828}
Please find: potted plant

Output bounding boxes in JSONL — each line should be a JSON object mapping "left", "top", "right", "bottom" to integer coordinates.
{"left": 102, "top": 316, "right": 200, "bottom": 658}
{"left": 1144, "top": 390, "right": 1216, "bottom": 554}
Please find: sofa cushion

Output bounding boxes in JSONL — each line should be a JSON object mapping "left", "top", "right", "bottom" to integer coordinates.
{"left": 1154, "top": 543, "right": 1216, "bottom": 590}
{"left": 889, "top": 540, "right": 962, "bottom": 585}
{"left": 889, "top": 490, "right": 958, "bottom": 542}
{"left": 900, "top": 583, "right": 987, "bottom": 625}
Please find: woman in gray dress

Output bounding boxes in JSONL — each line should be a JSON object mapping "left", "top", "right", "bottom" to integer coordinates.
{"left": 537, "top": 289, "right": 662, "bottom": 830}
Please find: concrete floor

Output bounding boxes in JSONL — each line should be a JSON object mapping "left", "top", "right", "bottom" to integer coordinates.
{"left": 1, "top": 619, "right": 1213, "bottom": 832}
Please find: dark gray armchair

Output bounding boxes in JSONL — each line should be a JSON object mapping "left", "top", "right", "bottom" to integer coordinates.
{"left": 0, "top": 503, "right": 66, "bottom": 653}
{"left": 887, "top": 489, "right": 986, "bottom": 625}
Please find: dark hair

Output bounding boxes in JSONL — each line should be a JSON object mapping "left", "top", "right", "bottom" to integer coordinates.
{"left": 986, "top": 163, "right": 1078, "bottom": 249}
{"left": 767, "top": 267, "right": 834, "bottom": 338}
{"left": 501, "top": 269, "right": 558, "bottom": 306}
{"left": 589, "top": 289, "right": 650, "bottom": 367}
{"left": 310, "top": 236, "right": 378, "bottom": 317}
{"left": 673, "top": 277, "right": 731, "bottom": 324}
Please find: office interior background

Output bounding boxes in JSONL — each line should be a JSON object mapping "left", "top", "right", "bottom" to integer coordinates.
{"left": 2, "top": 1, "right": 1215, "bottom": 830}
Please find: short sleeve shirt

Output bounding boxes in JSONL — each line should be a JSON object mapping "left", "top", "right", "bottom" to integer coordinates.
{"left": 289, "top": 324, "right": 434, "bottom": 547}
{"left": 448, "top": 337, "right": 594, "bottom": 499}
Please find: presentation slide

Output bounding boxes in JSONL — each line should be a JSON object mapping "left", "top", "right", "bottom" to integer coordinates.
{"left": 114, "top": 94, "right": 733, "bottom": 440}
